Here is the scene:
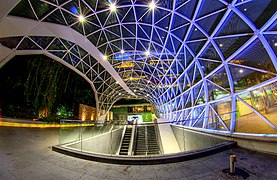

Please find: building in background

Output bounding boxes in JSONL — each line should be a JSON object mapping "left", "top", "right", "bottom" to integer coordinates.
{"left": 79, "top": 104, "right": 113, "bottom": 122}
{"left": 111, "top": 103, "right": 155, "bottom": 123}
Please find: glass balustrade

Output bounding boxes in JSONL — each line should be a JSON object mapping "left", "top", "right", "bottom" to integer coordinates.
{"left": 56, "top": 119, "right": 228, "bottom": 157}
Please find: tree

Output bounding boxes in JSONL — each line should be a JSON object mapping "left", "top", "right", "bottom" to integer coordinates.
{"left": 0, "top": 55, "right": 96, "bottom": 119}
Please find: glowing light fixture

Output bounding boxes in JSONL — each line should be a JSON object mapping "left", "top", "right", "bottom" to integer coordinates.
{"left": 239, "top": 69, "right": 244, "bottom": 73}
{"left": 219, "top": 44, "right": 223, "bottom": 47}
{"left": 109, "top": 3, "right": 117, "bottom": 12}
{"left": 145, "top": 50, "right": 150, "bottom": 56}
{"left": 274, "top": 42, "right": 277, "bottom": 47}
{"left": 103, "top": 55, "right": 108, "bottom": 60}
{"left": 149, "top": 1, "right": 156, "bottom": 10}
{"left": 120, "top": 49, "right": 125, "bottom": 54}
{"left": 78, "top": 15, "right": 85, "bottom": 23}
{"left": 116, "top": 81, "right": 119, "bottom": 84}
{"left": 119, "top": 93, "right": 122, "bottom": 95}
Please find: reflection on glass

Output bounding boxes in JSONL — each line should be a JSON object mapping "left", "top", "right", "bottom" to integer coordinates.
{"left": 237, "top": 82, "right": 277, "bottom": 134}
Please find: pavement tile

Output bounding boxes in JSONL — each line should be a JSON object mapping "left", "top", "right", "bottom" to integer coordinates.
{"left": 0, "top": 127, "right": 277, "bottom": 180}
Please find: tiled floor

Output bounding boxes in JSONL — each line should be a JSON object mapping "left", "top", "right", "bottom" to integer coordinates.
{"left": 0, "top": 126, "right": 277, "bottom": 180}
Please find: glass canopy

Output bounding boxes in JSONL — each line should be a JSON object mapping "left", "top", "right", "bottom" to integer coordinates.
{"left": 1, "top": 0, "right": 277, "bottom": 134}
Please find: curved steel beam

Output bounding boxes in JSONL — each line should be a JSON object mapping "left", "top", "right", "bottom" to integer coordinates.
{"left": 0, "top": 46, "right": 100, "bottom": 115}
{"left": 0, "top": 16, "right": 134, "bottom": 96}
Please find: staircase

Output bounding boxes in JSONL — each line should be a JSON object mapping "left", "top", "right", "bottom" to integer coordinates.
{"left": 119, "top": 127, "right": 132, "bottom": 155}
{"left": 134, "top": 126, "right": 160, "bottom": 156}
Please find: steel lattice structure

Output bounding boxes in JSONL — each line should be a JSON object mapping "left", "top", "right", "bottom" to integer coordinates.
{"left": 0, "top": 0, "right": 277, "bottom": 134}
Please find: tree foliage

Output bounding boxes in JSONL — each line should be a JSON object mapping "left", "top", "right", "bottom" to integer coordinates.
{"left": 0, "top": 55, "right": 96, "bottom": 119}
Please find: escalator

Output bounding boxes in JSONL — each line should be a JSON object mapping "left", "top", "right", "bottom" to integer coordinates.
{"left": 134, "top": 126, "right": 147, "bottom": 155}
{"left": 119, "top": 127, "right": 132, "bottom": 155}
{"left": 134, "top": 126, "right": 160, "bottom": 156}
{"left": 147, "top": 126, "right": 160, "bottom": 155}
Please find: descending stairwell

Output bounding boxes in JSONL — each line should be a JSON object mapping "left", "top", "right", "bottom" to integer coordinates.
{"left": 134, "top": 126, "right": 160, "bottom": 156}
{"left": 119, "top": 127, "right": 132, "bottom": 155}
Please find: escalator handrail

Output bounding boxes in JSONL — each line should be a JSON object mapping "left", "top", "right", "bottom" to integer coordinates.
{"left": 116, "top": 125, "right": 127, "bottom": 155}
{"left": 129, "top": 120, "right": 137, "bottom": 156}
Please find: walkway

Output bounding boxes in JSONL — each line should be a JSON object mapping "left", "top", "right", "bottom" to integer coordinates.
{"left": 0, "top": 127, "right": 277, "bottom": 179}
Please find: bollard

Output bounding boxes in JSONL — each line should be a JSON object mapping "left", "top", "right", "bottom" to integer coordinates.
{"left": 230, "top": 155, "right": 237, "bottom": 175}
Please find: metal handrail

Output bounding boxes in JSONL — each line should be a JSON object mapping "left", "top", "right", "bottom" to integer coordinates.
{"left": 128, "top": 120, "right": 137, "bottom": 156}
{"left": 116, "top": 125, "right": 126, "bottom": 155}
{"left": 154, "top": 118, "right": 164, "bottom": 154}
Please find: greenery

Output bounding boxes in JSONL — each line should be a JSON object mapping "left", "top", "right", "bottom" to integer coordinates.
{"left": 56, "top": 105, "right": 74, "bottom": 118}
{"left": 0, "top": 55, "right": 96, "bottom": 121}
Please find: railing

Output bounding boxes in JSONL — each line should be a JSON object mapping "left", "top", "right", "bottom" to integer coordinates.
{"left": 56, "top": 112, "right": 277, "bottom": 158}
{"left": 128, "top": 120, "right": 137, "bottom": 155}
{"left": 116, "top": 125, "right": 127, "bottom": 155}
{"left": 154, "top": 118, "right": 164, "bottom": 154}
{"left": 58, "top": 123, "right": 124, "bottom": 155}
{"left": 60, "top": 119, "right": 83, "bottom": 124}
{"left": 53, "top": 120, "right": 239, "bottom": 165}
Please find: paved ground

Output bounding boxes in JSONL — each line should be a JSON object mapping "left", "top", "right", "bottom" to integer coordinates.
{"left": 0, "top": 127, "right": 277, "bottom": 180}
